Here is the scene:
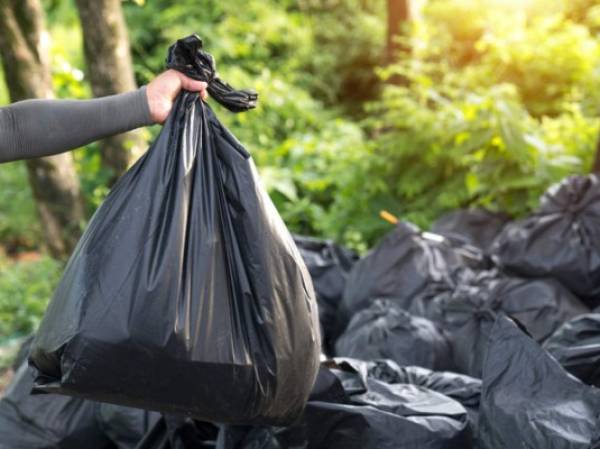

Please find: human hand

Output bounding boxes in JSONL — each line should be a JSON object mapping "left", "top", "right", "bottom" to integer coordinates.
{"left": 146, "top": 69, "right": 209, "bottom": 124}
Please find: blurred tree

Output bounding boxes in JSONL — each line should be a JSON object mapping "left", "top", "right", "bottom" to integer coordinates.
{"left": 0, "top": 0, "right": 85, "bottom": 258}
{"left": 75, "top": 0, "right": 146, "bottom": 184}
{"left": 592, "top": 134, "right": 600, "bottom": 173}
{"left": 387, "top": 0, "right": 412, "bottom": 62}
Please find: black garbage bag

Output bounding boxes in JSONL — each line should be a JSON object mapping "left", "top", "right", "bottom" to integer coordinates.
{"left": 434, "top": 270, "right": 588, "bottom": 377}
{"left": 135, "top": 417, "right": 281, "bottom": 449}
{"left": 543, "top": 313, "right": 600, "bottom": 387}
{"left": 334, "top": 299, "right": 454, "bottom": 371}
{"left": 99, "top": 404, "right": 161, "bottom": 449}
{"left": 431, "top": 208, "right": 510, "bottom": 252}
{"left": 0, "top": 362, "right": 158, "bottom": 449}
{"left": 290, "top": 360, "right": 472, "bottom": 449}
{"left": 340, "top": 358, "right": 481, "bottom": 433}
{"left": 138, "top": 359, "right": 474, "bottom": 449}
{"left": 0, "top": 363, "right": 113, "bottom": 449}
{"left": 29, "top": 35, "right": 320, "bottom": 425}
{"left": 492, "top": 174, "right": 600, "bottom": 307}
{"left": 216, "top": 425, "right": 282, "bottom": 449}
{"left": 338, "top": 221, "right": 486, "bottom": 333}
{"left": 223, "top": 360, "right": 472, "bottom": 449}
{"left": 293, "top": 235, "right": 358, "bottom": 354}
{"left": 135, "top": 416, "right": 219, "bottom": 449}
{"left": 479, "top": 315, "right": 600, "bottom": 449}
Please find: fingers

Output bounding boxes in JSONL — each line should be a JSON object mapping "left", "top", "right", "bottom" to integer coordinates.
{"left": 175, "top": 72, "right": 208, "bottom": 99}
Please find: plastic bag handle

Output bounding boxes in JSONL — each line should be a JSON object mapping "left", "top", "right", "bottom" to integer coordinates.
{"left": 166, "top": 34, "right": 258, "bottom": 113}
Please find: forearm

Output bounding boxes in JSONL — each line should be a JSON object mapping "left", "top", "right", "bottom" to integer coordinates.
{"left": 0, "top": 87, "right": 153, "bottom": 164}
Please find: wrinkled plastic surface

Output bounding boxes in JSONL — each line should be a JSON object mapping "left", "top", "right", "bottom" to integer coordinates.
{"left": 544, "top": 313, "right": 600, "bottom": 387}
{"left": 293, "top": 234, "right": 357, "bottom": 354}
{"left": 135, "top": 416, "right": 218, "bottom": 449}
{"left": 432, "top": 270, "right": 588, "bottom": 377}
{"left": 0, "top": 362, "right": 158, "bottom": 449}
{"left": 335, "top": 299, "right": 454, "bottom": 371}
{"left": 339, "top": 221, "right": 486, "bottom": 332}
{"left": 431, "top": 208, "right": 510, "bottom": 252}
{"left": 341, "top": 358, "right": 481, "bottom": 434}
{"left": 29, "top": 34, "right": 320, "bottom": 425}
{"left": 479, "top": 315, "right": 600, "bottom": 449}
{"left": 99, "top": 404, "right": 161, "bottom": 449}
{"left": 137, "top": 358, "right": 474, "bottom": 449}
{"left": 492, "top": 174, "right": 600, "bottom": 306}
{"left": 0, "top": 363, "right": 112, "bottom": 449}
{"left": 267, "top": 360, "right": 472, "bottom": 449}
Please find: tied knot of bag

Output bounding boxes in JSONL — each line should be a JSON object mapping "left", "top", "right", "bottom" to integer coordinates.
{"left": 166, "top": 34, "right": 258, "bottom": 113}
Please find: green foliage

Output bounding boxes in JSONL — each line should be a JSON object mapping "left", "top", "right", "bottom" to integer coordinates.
{"left": 336, "top": 2, "right": 600, "bottom": 245}
{"left": 0, "top": 70, "right": 8, "bottom": 105}
{"left": 298, "top": 0, "right": 386, "bottom": 114}
{"left": 2, "top": 0, "right": 600, "bottom": 253}
{"left": 0, "top": 256, "right": 62, "bottom": 338}
{"left": 358, "top": 65, "right": 597, "bottom": 233}
{"left": 475, "top": 16, "right": 600, "bottom": 116}
{"left": 0, "top": 163, "right": 40, "bottom": 250}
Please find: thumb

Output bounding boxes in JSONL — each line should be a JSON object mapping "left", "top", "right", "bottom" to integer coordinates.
{"left": 177, "top": 73, "right": 208, "bottom": 93}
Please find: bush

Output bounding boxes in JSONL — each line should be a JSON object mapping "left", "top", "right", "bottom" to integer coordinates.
{"left": 0, "top": 163, "right": 40, "bottom": 250}
{"left": 0, "top": 256, "right": 62, "bottom": 338}
{"left": 322, "top": 59, "right": 598, "bottom": 246}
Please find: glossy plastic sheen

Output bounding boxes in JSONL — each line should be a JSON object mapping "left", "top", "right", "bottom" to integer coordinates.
{"left": 479, "top": 316, "right": 600, "bottom": 449}
{"left": 29, "top": 36, "right": 320, "bottom": 425}
{"left": 544, "top": 313, "right": 600, "bottom": 387}
{"left": 492, "top": 174, "right": 600, "bottom": 307}
{"left": 335, "top": 299, "right": 454, "bottom": 371}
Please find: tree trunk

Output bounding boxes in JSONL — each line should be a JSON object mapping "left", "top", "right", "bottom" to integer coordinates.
{"left": 0, "top": 0, "right": 85, "bottom": 258}
{"left": 387, "top": 0, "right": 412, "bottom": 63}
{"left": 75, "top": 0, "right": 146, "bottom": 184}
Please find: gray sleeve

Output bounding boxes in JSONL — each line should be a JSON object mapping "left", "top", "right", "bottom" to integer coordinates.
{"left": 0, "top": 87, "right": 154, "bottom": 164}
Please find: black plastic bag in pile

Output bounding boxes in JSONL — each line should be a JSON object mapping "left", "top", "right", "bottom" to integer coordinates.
{"left": 0, "top": 363, "right": 112, "bottom": 449}
{"left": 431, "top": 208, "right": 510, "bottom": 252}
{"left": 0, "top": 362, "right": 158, "bottom": 449}
{"left": 338, "top": 221, "right": 487, "bottom": 333}
{"left": 99, "top": 404, "right": 161, "bottom": 449}
{"left": 492, "top": 174, "right": 600, "bottom": 307}
{"left": 543, "top": 313, "right": 600, "bottom": 387}
{"left": 135, "top": 417, "right": 279, "bottom": 449}
{"left": 29, "top": 35, "right": 320, "bottom": 425}
{"left": 293, "top": 234, "right": 358, "bottom": 354}
{"left": 479, "top": 315, "right": 600, "bottom": 449}
{"left": 286, "top": 360, "right": 472, "bottom": 449}
{"left": 228, "top": 360, "right": 472, "bottom": 449}
{"left": 434, "top": 270, "right": 588, "bottom": 377}
{"left": 138, "top": 359, "right": 474, "bottom": 449}
{"left": 135, "top": 416, "right": 219, "bottom": 449}
{"left": 334, "top": 299, "right": 454, "bottom": 371}
{"left": 349, "top": 359, "right": 482, "bottom": 433}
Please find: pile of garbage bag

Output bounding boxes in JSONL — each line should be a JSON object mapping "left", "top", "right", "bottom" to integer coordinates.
{"left": 431, "top": 208, "right": 510, "bottom": 252}
{"left": 293, "top": 234, "right": 358, "bottom": 355}
{"left": 4, "top": 33, "right": 600, "bottom": 448}
{"left": 338, "top": 220, "right": 488, "bottom": 334}
{"left": 335, "top": 299, "right": 455, "bottom": 371}
{"left": 492, "top": 174, "right": 600, "bottom": 308}
{"left": 543, "top": 312, "right": 600, "bottom": 387}
{"left": 136, "top": 358, "right": 475, "bottom": 449}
